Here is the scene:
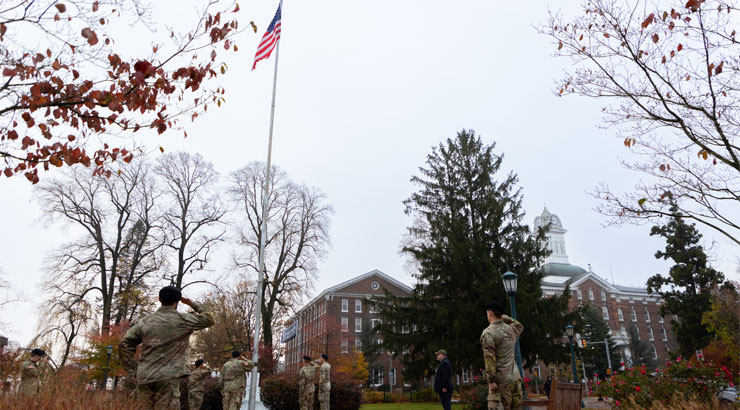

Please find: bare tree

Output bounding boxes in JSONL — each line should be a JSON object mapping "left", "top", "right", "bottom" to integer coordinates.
{"left": 36, "top": 160, "right": 164, "bottom": 334}
{"left": 542, "top": 0, "right": 740, "bottom": 245}
{"left": 155, "top": 151, "right": 225, "bottom": 289}
{"left": 35, "top": 284, "right": 94, "bottom": 369}
{"left": 0, "top": 268, "right": 21, "bottom": 333}
{"left": 228, "top": 162, "right": 333, "bottom": 347}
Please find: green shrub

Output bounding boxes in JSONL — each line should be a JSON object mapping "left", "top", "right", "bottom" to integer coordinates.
{"left": 410, "top": 387, "right": 437, "bottom": 402}
{"left": 261, "top": 371, "right": 361, "bottom": 410}
{"left": 596, "top": 357, "right": 736, "bottom": 408}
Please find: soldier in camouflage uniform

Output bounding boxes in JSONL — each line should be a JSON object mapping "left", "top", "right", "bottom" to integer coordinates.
{"left": 19, "top": 348, "right": 51, "bottom": 396}
{"left": 119, "top": 286, "right": 215, "bottom": 410}
{"left": 317, "top": 354, "right": 331, "bottom": 410}
{"left": 188, "top": 359, "right": 211, "bottom": 410}
{"left": 219, "top": 350, "right": 254, "bottom": 410}
{"left": 298, "top": 356, "right": 316, "bottom": 410}
{"left": 480, "top": 301, "right": 524, "bottom": 410}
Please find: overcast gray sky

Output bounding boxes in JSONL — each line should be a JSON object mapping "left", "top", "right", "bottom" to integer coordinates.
{"left": 1, "top": 0, "right": 738, "bottom": 346}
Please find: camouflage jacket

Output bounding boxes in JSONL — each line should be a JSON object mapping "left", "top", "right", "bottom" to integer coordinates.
{"left": 188, "top": 365, "right": 212, "bottom": 392}
{"left": 318, "top": 362, "right": 331, "bottom": 390}
{"left": 19, "top": 359, "right": 43, "bottom": 395}
{"left": 119, "top": 302, "right": 215, "bottom": 385}
{"left": 480, "top": 315, "right": 524, "bottom": 385}
{"left": 219, "top": 358, "right": 253, "bottom": 392}
{"left": 299, "top": 364, "right": 316, "bottom": 392}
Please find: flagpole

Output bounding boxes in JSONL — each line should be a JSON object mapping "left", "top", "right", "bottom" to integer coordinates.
{"left": 248, "top": 17, "right": 281, "bottom": 410}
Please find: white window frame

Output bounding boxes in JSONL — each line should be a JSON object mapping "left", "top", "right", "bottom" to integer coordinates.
{"left": 462, "top": 369, "right": 470, "bottom": 383}
{"left": 648, "top": 327, "right": 654, "bottom": 341}
{"left": 602, "top": 305, "right": 609, "bottom": 320}
{"left": 631, "top": 307, "right": 637, "bottom": 321}
{"left": 341, "top": 339, "right": 349, "bottom": 353}
{"left": 601, "top": 290, "right": 607, "bottom": 301}
{"left": 355, "top": 339, "right": 362, "bottom": 351}
{"left": 341, "top": 299, "right": 348, "bottom": 312}
{"left": 355, "top": 299, "right": 362, "bottom": 313}
{"left": 372, "top": 369, "right": 384, "bottom": 386}
{"left": 341, "top": 316, "right": 348, "bottom": 332}
{"left": 371, "top": 318, "right": 382, "bottom": 330}
{"left": 589, "top": 289, "right": 594, "bottom": 300}
{"left": 618, "top": 308, "right": 624, "bottom": 321}
{"left": 652, "top": 344, "right": 658, "bottom": 359}
{"left": 576, "top": 289, "right": 582, "bottom": 300}
{"left": 661, "top": 327, "right": 667, "bottom": 341}
{"left": 355, "top": 317, "right": 362, "bottom": 333}
{"left": 659, "top": 315, "right": 664, "bottom": 323}
{"left": 645, "top": 308, "right": 651, "bottom": 323}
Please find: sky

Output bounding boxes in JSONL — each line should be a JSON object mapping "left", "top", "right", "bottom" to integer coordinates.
{"left": 1, "top": 0, "right": 738, "bottom": 347}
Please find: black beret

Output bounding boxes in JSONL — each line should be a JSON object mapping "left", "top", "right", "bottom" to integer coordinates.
{"left": 486, "top": 301, "right": 506, "bottom": 313}
{"left": 321, "top": 354, "right": 328, "bottom": 360}
{"left": 195, "top": 359, "right": 204, "bottom": 367}
{"left": 159, "top": 286, "right": 182, "bottom": 305}
{"left": 31, "top": 348, "right": 45, "bottom": 357}
{"left": 232, "top": 350, "right": 241, "bottom": 358}
{"left": 303, "top": 355, "right": 312, "bottom": 362}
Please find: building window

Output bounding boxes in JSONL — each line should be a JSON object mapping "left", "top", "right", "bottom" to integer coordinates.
{"left": 355, "top": 317, "right": 362, "bottom": 333}
{"left": 341, "top": 317, "right": 348, "bottom": 332}
{"left": 649, "top": 327, "right": 654, "bottom": 341}
{"left": 652, "top": 344, "right": 658, "bottom": 359}
{"left": 589, "top": 289, "right": 594, "bottom": 300}
{"left": 371, "top": 369, "right": 383, "bottom": 385}
{"left": 462, "top": 369, "right": 470, "bottom": 383}
{"left": 661, "top": 327, "right": 667, "bottom": 341}
{"left": 631, "top": 307, "right": 637, "bottom": 321}
{"left": 645, "top": 308, "right": 651, "bottom": 322}
{"left": 601, "top": 290, "right": 607, "bottom": 301}
{"left": 355, "top": 339, "right": 362, "bottom": 351}
{"left": 602, "top": 305, "right": 609, "bottom": 320}
{"left": 618, "top": 308, "right": 624, "bottom": 321}
{"left": 371, "top": 318, "right": 382, "bottom": 330}
{"left": 576, "top": 289, "right": 582, "bottom": 300}
{"left": 355, "top": 299, "right": 362, "bottom": 313}
{"left": 341, "top": 339, "right": 348, "bottom": 353}
{"left": 341, "top": 299, "right": 348, "bottom": 312}
{"left": 659, "top": 315, "right": 664, "bottom": 323}
{"left": 390, "top": 368, "right": 396, "bottom": 386}
{"left": 369, "top": 303, "right": 378, "bottom": 314}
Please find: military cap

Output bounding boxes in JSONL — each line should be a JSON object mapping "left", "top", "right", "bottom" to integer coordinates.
{"left": 30, "top": 348, "right": 46, "bottom": 357}
{"left": 321, "top": 353, "right": 328, "bottom": 360}
{"left": 303, "top": 355, "right": 312, "bottom": 362}
{"left": 231, "top": 350, "right": 241, "bottom": 358}
{"left": 486, "top": 301, "right": 506, "bottom": 313}
{"left": 159, "top": 286, "right": 182, "bottom": 305}
{"left": 195, "top": 359, "right": 204, "bottom": 367}
{"left": 435, "top": 349, "right": 447, "bottom": 356}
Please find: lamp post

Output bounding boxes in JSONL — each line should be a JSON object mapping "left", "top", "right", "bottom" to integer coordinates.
{"left": 501, "top": 271, "right": 525, "bottom": 396}
{"left": 102, "top": 345, "right": 113, "bottom": 390}
{"left": 565, "top": 325, "right": 577, "bottom": 384}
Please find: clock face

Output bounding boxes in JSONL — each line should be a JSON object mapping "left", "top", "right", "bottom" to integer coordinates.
{"left": 371, "top": 281, "right": 380, "bottom": 290}
{"left": 550, "top": 216, "right": 560, "bottom": 227}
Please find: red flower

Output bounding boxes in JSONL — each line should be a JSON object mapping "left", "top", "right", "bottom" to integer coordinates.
{"left": 635, "top": 386, "right": 641, "bottom": 392}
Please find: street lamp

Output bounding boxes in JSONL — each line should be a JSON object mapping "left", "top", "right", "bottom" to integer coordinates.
{"left": 501, "top": 271, "right": 525, "bottom": 396}
{"left": 102, "top": 345, "right": 113, "bottom": 390}
{"left": 565, "top": 325, "right": 577, "bottom": 384}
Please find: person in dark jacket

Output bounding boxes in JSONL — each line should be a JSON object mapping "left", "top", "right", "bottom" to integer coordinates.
{"left": 543, "top": 375, "right": 552, "bottom": 398}
{"left": 433, "top": 349, "right": 453, "bottom": 410}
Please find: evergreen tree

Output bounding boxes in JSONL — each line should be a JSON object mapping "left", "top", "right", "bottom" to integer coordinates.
{"left": 579, "top": 304, "right": 621, "bottom": 377}
{"left": 372, "top": 130, "right": 576, "bottom": 382}
{"left": 627, "top": 323, "right": 657, "bottom": 370}
{"left": 647, "top": 205, "right": 725, "bottom": 358}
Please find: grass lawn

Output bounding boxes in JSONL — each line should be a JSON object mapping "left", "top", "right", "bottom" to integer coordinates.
{"left": 359, "top": 404, "right": 465, "bottom": 410}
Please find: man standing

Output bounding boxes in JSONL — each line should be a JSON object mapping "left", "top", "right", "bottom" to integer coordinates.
{"left": 298, "top": 356, "right": 316, "bottom": 410}
{"left": 433, "top": 349, "right": 453, "bottom": 410}
{"left": 480, "top": 301, "right": 524, "bottom": 410}
{"left": 19, "top": 348, "right": 51, "bottom": 396}
{"left": 188, "top": 359, "right": 211, "bottom": 410}
{"left": 220, "top": 350, "right": 254, "bottom": 410}
{"left": 317, "top": 354, "right": 331, "bottom": 410}
{"left": 119, "top": 286, "right": 215, "bottom": 410}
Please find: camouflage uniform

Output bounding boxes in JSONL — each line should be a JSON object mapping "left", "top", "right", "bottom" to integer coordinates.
{"left": 480, "top": 314, "right": 524, "bottom": 410}
{"left": 119, "top": 301, "right": 215, "bottom": 410}
{"left": 298, "top": 362, "right": 317, "bottom": 410}
{"left": 318, "top": 361, "right": 331, "bottom": 410}
{"left": 188, "top": 365, "right": 212, "bottom": 410}
{"left": 19, "top": 359, "right": 45, "bottom": 396}
{"left": 219, "top": 358, "right": 253, "bottom": 410}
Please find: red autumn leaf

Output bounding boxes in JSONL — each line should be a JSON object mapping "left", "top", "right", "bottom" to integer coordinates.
{"left": 3, "top": 168, "right": 12, "bottom": 177}
{"left": 55, "top": 3, "right": 66, "bottom": 13}
{"left": 715, "top": 61, "right": 723, "bottom": 75}
{"left": 652, "top": 33, "right": 659, "bottom": 43}
{"left": 661, "top": 56, "right": 666, "bottom": 64}
{"left": 92, "top": 1, "right": 99, "bottom": 12}
{"left": 2, "top": 68, "right": 15, "bottom": 76}
{"left": 81, "top": 27, "right": 99, "bottom": 46}
{"left": 677, "top": 43, "right": 683, "bottom": 51}
{"left": 558, "top": 41, "right": 563, "bottom": 50}
{"left": 7, "top": 130, "right": 18, "bottom": 140}
{"left": 642, "top": 13, "right": 655, "bottom": 28}
{"left": 233, "top": 3, "right": 240, "bottom": 12}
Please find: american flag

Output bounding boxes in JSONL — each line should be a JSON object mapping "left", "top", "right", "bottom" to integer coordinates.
{"left": 252, "top": 3, "right": 282, "bottom": 70}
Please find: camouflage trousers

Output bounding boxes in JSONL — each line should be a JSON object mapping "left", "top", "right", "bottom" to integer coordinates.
{"left": 318, "top": 385, "right": 330, "bottom": 410}
{"left": 299, "top": 388, "right": 315, "bottom": 410}
{"left": 136, "top": 378, "right": 181, "bottom": 410}
{"left": 222, "top": 388, "right": 245, "bottom": 410}
{"left": 189, "top": 389, "right": 204, "bottom": 410}
{"left": 19, "top": 380, "right": 40, "bottom": 397}
{"left": 487, "top": 381, "right": 522, "bottom": 410}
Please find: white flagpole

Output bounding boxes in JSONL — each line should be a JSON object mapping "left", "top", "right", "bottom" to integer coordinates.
{"left": 248, "top": 11, "right": 281, "bottom": 410}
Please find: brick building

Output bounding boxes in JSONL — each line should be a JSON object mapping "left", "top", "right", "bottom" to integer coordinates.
{"left": 282, "top": 269, "right": 412, "bottom": 391}
{"left": 534, "top": 207, "right": 678, "bottom": 369}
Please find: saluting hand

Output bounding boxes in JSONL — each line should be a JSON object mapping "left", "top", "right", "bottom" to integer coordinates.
{"left": 180, "top": 297, "right": 194, "bottom": 307}
{"left": 489, "top": 382, "right": 497, "bottom": 391}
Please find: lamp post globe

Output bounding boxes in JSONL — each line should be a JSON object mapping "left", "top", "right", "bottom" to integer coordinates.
{"left": 502, "top": 271, "right": 518, "bottom": 296}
